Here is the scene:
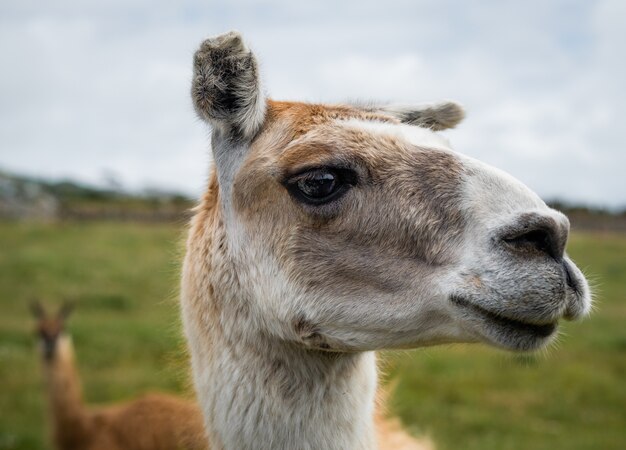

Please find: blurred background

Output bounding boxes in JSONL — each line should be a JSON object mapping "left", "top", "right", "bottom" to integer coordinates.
{"left": 1, "top": 1, "right": 624, "bottom": 449}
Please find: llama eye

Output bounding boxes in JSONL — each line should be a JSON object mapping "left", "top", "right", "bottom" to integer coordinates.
{"left": 297, "top": 171, "right": 336, "bottom": 199}
{"left": 285, "top": 168, "right": 356, "bottom": 205}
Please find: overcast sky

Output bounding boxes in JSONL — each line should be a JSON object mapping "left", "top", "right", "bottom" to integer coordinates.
{"left": 1, "top": 0, "right": 624, "bottom": 207}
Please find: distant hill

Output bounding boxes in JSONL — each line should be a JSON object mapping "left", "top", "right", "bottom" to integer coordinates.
{"left": 0, "top": 170, "right": 194, "bottom": 222}
{"left": 546, "top": 200, "right": 626, "bottom": 233}
{"left": 1, "top": 169, "right": 624, "bottom": 230}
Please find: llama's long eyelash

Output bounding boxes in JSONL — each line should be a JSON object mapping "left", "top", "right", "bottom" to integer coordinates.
{"left": 282, "top": 167, "right": 358, "bottom": 207}
{"left": 281, "top": 164, "right": 357, "bottom": 184}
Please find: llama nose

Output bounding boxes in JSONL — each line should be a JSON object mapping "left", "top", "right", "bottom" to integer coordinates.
{"left": 500, "top": 212, "right": 569, "bottom": 260}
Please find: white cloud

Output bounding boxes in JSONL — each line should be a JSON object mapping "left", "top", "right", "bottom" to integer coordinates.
{"left": 0, "top": 0, "right": 624, "bottom": 207}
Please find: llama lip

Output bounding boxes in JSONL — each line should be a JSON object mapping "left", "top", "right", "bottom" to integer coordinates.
{"left": 563, "top": 259, "right": 581, "bottom": 296}
{"left": 450, "top": 295, "right": 558, "bottom": 344}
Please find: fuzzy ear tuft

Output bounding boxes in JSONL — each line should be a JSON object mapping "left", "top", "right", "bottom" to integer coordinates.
{"left": 30, "top": 300, "right": 46, "bottom": 319}
{"left": 58, "top": 301, "right": 74, "bottom": 322}
{"left": 380, "top": 101, "right": 465, "bottom": 130}
{"left": 191, "top": 31, "right": 266, "bottom": 140}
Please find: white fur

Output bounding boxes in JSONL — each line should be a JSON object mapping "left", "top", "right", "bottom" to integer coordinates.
{"left": 181, "top": 241, "right": 379, "bottom": 450}
{"left": 339, "top": 118, "right": 452, "bottom": 151}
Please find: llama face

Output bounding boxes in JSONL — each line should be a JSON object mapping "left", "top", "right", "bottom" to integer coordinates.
{"left": 31, "top": 302, "right": 72, "bottom": 360}
{"left": 226, "top": 104, "right": 590, "bottom": 352}
{"left": 191, "top": 32, "right": 591, "bottom": 353}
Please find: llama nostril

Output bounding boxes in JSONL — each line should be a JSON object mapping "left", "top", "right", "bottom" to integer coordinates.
{"left": 501, "top": 214, "right": 567, "bottom": 260}
{"left": 503, "top": 228, "right": 554, "bottom": 257}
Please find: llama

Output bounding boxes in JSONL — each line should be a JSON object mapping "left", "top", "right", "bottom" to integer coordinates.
{"left": 31, "top": 302, "right": 207, "bottom": 450}
{"left": 180, "top": 31, "right": 592, "bottom": 450}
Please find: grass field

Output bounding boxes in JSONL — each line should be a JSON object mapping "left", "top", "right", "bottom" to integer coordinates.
{"left": 0, "top": 222, "right": 624, "bottom": 449}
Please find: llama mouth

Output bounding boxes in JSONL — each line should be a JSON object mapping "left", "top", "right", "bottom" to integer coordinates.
{"left": 450, "top": 295, "right": 558, "bottom": 349}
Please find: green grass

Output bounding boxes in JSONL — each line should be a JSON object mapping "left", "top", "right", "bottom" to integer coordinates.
{"left": 0, "top": 222, "right": 190, "bottom": 450}
{"left": 0, "top": 223, "right": 624, "bottom": 449}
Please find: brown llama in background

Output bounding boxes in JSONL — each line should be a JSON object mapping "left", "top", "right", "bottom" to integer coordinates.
{"left": 31, "top": 302, "right": 207, "bottom": 450}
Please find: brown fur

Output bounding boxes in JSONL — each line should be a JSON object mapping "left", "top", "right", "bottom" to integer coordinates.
{"left": 265, "top": 100, "right": 397, "bottom": 136}
{"left": 32, "top": 304, "right": 208, "bottom": 450}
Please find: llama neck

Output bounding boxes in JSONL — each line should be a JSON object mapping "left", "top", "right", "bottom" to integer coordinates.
{"left": 43, "top": 335, "right": 89, "bottom": 447}
{"left": 188, "top": 318, "right": 378, "bottom": 450}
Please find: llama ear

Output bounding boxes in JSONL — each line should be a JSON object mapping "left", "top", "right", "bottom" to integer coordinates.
{"left": 379, "top": 101, "right": 465, "bottom": 130}
{"left": 58, "top": 301, "right": 74, "bottom": 321}
{"left": 191, "top": 31, "right": 266, "bottom": 140}
{"left": 30, "top": 300, "right": 46, "bottom": 319}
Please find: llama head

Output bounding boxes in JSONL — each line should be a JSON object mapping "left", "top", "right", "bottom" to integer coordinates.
{"left": 190, "top": 32, "right": 591, "bottom": 353}
{"left": 31, "top": 301, "right": 73, "bottom": 360}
